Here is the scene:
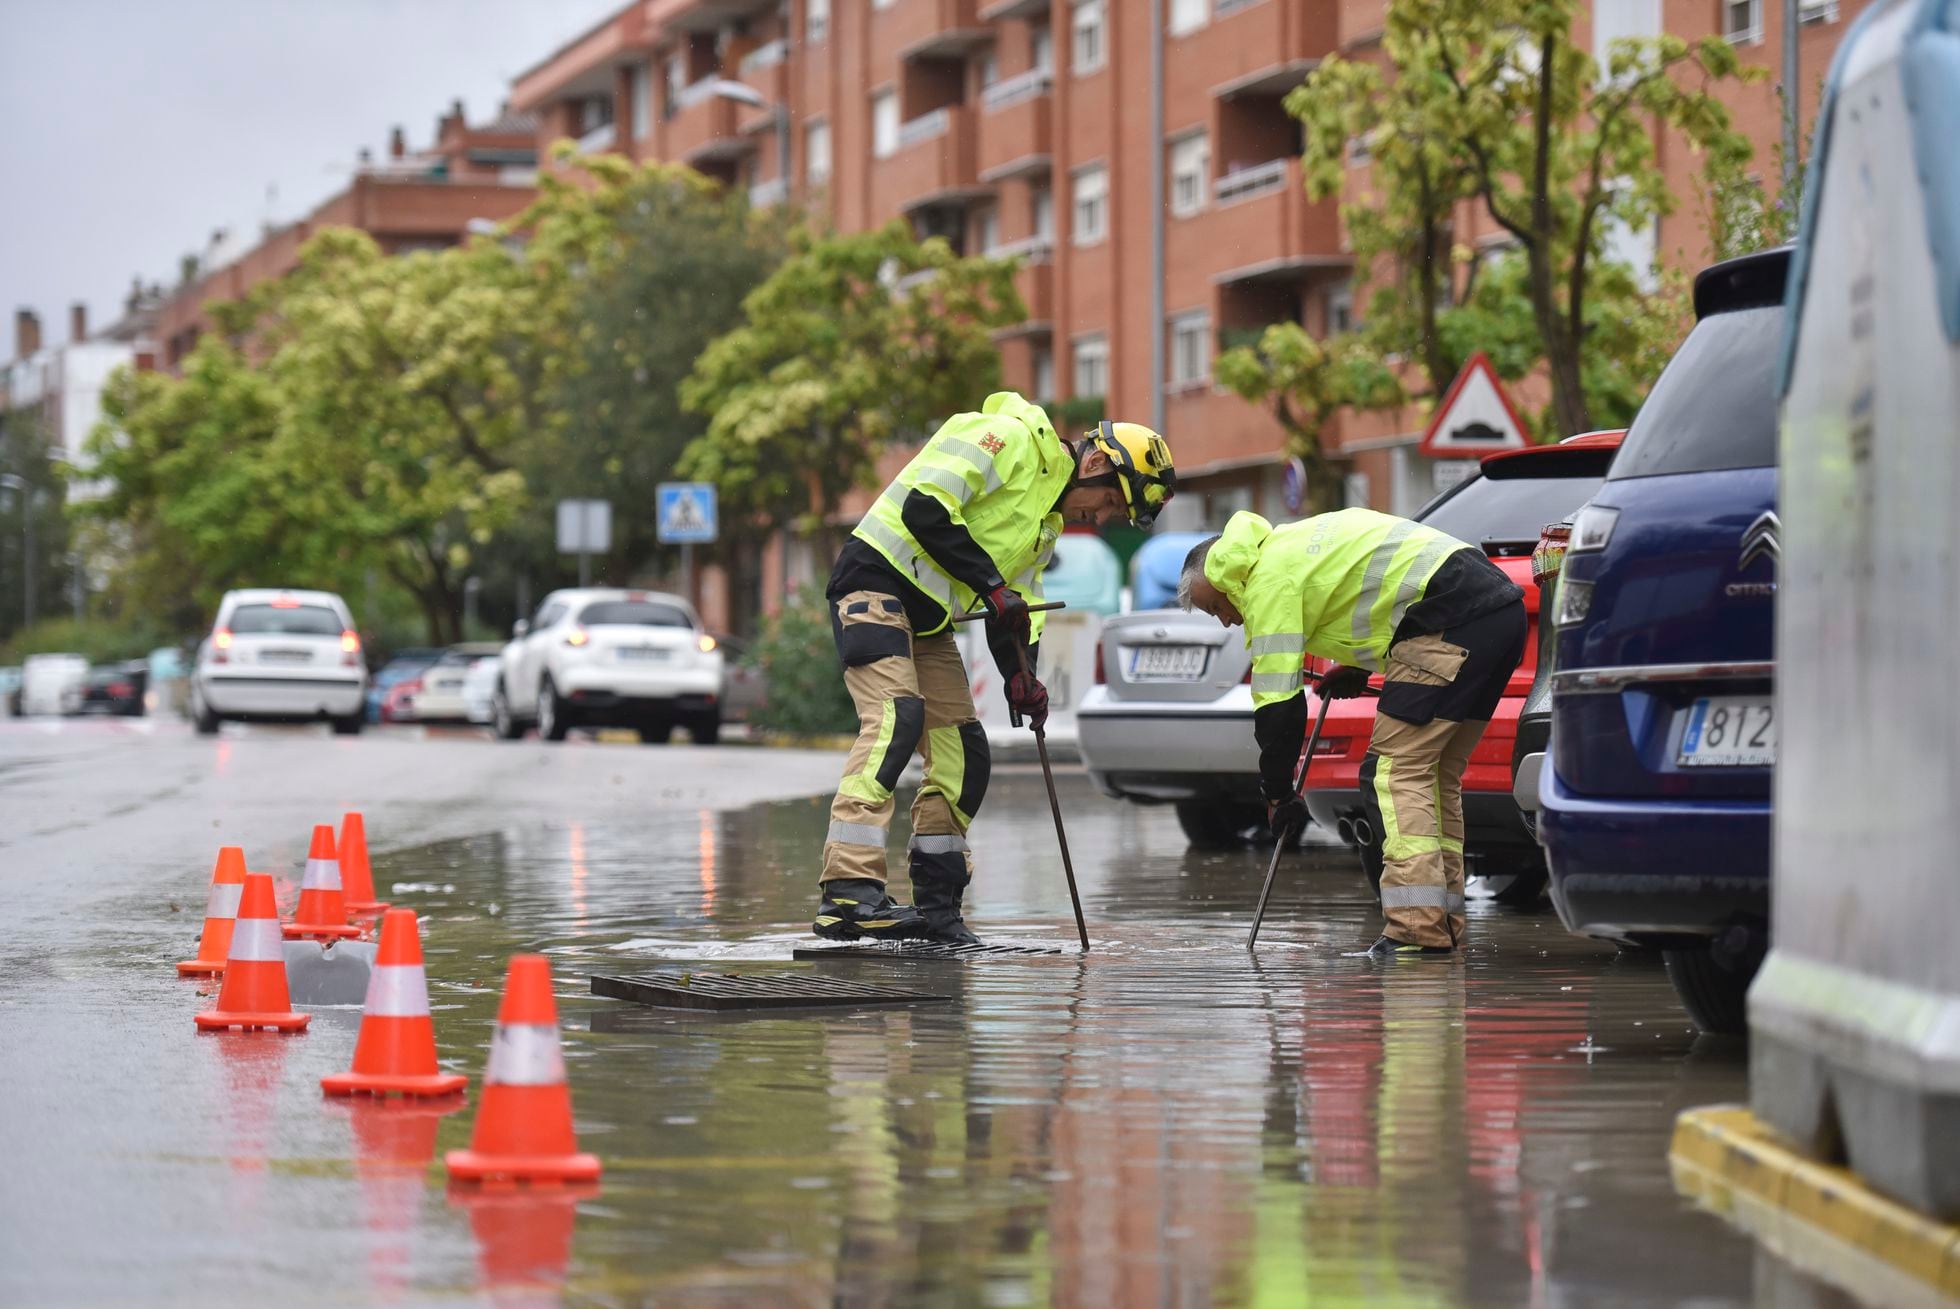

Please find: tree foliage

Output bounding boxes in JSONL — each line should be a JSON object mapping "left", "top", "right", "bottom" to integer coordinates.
{"left": 678, "top": 222, "right": 1025, "bottom": 529}
{"left": 1286, "top": 0, "right": 1761, "bottom": 437}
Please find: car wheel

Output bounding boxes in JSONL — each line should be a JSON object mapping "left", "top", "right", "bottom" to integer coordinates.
{"left": 331, "top": 713, "right": 363, "bottom": 736}
{"left": 538, "top": 677, "right": 569, "bottom": 742}
{"left": 192, "top": 688, "right": 220, "bottom": 736}
{"left": 491, "top": 683, "right": 524, "bottom": 740}
{"left": 638, "top": 720, "right": 674, "bottom": 745}
{"left": 689, "top": 709, "right": 721, "bottom": 746}
{"left": 1175, "top": 800, "right": 1254, "bottom": 849}
{"left": 1662, "top": 945, "right": 1760, "bottom": 1035}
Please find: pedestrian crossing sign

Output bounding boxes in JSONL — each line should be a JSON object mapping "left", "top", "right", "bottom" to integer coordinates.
{"left": 656, "top": 483, "right": 718, "bottom": 544}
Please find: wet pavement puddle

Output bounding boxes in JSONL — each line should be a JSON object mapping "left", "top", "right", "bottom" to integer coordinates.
{"left": 1, "top": 774, "right": 1866, "bottom": 1306}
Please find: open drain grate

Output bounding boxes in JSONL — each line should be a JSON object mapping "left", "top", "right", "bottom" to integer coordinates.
{"left": 792, "top": 941, "right": 1068, "bottom": 961}
{"left": 591, "top": 971, "right": 950, "bottom": 1012}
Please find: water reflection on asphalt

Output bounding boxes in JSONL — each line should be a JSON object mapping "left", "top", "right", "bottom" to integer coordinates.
{"left": 7, "top": 768, "right": 1850, "bottom": 1306}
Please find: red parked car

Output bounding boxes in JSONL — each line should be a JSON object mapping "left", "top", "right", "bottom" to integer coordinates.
{"left": 1301, "top": 433, "right": 1623, "bottom": 906}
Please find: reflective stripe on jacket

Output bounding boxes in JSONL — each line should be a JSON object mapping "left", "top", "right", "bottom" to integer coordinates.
{"left": 1205, "top": 509, "right": 1468, "bottom": 709}
{"left": 853, "top": 391, "right": 1070, "bottom": 639}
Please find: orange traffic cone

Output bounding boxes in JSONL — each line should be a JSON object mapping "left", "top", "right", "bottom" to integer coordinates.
{"left": 195, "top": 872, "right": 310, "bottom": 1032}
{"left": 285, "top": 823, "right": 362, "bottom": 942}
{"left": 322, "top": 909, "right": 466, "bottom": 1098}
{"left": 445, "top": 955, "right": 601, "bottom": 1185}
{"left": 177, "top": 846, "right": 248, "bottom": 976}
{"left": 339, "top": 811, "right": 389, "bottom": 915}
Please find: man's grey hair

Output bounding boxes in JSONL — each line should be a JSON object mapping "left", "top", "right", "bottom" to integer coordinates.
{"left": 1175, "top": 537, "right": 1221, "bottom": 611}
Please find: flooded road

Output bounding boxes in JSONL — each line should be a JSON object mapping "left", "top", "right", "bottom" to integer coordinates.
{"left": 0, "top": 723, "right": 1856, "bottom": 1305}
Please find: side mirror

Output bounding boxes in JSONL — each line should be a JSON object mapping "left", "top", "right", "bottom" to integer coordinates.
{"left": 512, "top": 619, "right": 530, "bottom": 639}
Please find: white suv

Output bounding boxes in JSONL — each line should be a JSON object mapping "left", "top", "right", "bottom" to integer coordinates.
{"left": 491, "top": 588, "right": 724, "bottom": 744}
{"left": 191, "top": 589, "right": 367, "bottom": 735}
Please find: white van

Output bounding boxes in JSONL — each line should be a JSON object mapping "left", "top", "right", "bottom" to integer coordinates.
{"left": 191, "top": 589, "right": 367, "bottom": 735}
{"left": 18, "top": 653, "right": 88, "bottom": 716}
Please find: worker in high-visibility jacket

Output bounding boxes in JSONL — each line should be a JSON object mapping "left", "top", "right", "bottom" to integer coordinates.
{"left": 816, "top": 391, "right": 1177, "bottom": 944}
{"left": 1178, "top": 509, "right": 1526, "bottom": 956}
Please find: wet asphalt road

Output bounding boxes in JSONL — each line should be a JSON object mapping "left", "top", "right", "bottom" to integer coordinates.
{"left": 0, "top": 717, "right": 1850, "bottom": 1307}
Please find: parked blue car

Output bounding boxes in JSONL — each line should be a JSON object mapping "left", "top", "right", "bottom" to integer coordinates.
{"left": 1538, "top": 246, "right": 1788, "bottom": 1035}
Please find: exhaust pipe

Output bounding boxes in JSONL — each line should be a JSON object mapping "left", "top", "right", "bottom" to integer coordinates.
{"left": 1335, "top": 817, "right": 1355, "bottom": 846}
{"left": 1351, "top": 816, "right": 1375, "bottom": 848}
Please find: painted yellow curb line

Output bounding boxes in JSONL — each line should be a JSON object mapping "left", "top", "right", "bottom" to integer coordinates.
{"left": 1670, "top": 1105, "right": 1960, "bottom": 1301}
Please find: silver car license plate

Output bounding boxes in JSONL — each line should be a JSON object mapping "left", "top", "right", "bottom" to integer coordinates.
{"left": 617, "top": 647, "right": 669, "bottom": 662}
{"left": 1677, "top": 695, "right": 1774, "bottom": 767}
{"left": 1129, "top": 645, "right": 1206, "bottom": 681}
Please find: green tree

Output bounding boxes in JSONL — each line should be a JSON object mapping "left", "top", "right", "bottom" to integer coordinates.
{"left": 1286, "top": 0, "right": 1759, "bottom": 437}
{"left": 678, "top": 221, "right": 1025, "bottom": 533}
{"left": 1214, "top": 324, "right": 1404, "bottom": 514}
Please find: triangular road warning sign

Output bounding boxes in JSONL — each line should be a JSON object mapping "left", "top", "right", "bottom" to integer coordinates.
{"left": 1419, "top": 352, "right": 1529, "bottom": 457}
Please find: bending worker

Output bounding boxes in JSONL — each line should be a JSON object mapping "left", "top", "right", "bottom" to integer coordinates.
{"left": 1178, "top": 508, "right": 1525, "bottom": 957}
{"left": 816, "top": 391, "right": 1177, "bottom": 945}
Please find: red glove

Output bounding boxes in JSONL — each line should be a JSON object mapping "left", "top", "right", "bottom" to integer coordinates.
{"left": 1005, "top": 670, "right": 1048, "bottom": 730}
{"left": 982, "top": 584, "right": 1032, "bottom": 643}
{"left": 1317, "top": 665, "right": 1372, "bottom": 700}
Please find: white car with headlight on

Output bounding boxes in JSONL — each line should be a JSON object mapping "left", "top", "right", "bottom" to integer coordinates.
{"left": 490, "top": 588, "right": 724, "bottom": 744}
{"left": 190, "top": 588, "right": 367, "bottom": 735}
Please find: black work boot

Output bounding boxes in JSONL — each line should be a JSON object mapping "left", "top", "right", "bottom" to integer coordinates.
{"left": 813, "top": 879, "right": 928, "bottom": 941}
{"left": 909, "top": 847, "right": 981, "bottom": 946}
{"left": 1343, "top": 934, "right": 1455, "bottom": 959}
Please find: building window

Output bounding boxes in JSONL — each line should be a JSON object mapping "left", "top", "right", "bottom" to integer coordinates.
{"left": 1032, "top": 24, "right": 1054, "bottom": 73}
{"left": 807, "top": 0, "right": 830, "bottom": 45}
{"left": 664, "top": 52, "right": 687, "bottom": 116}
{"left": 806, "top": 118, "right": 832, "bottom": 186}
{"left": 872, "top": 90, "right": 899, "bottom": 159}
{"left": 977, "top": 206, "right": 1001, "bottom": 254}
{"left": 1071, "top": 0, "right": 1107, "bottom": 75}
{"left": 1325, "top": 283, "right": 1354, "bottom": 335}
{"left": 1072, "top": 164, "right": 1108, "bottom": 246}
{"left": 1034, "top": 345, "right": 1055, "bottom": 401}
{"left": 1033, "top": 186, "right": 1054, "bottom": 241}
{"left": 630, "top": 62, "right": 653, "bottom": 139}
{"left": 579, "top": 95, "right": 614, "bottom": 133}
{"left": 1169, "top": 0, "right": 1209, "bottom": 36}
{"left": 1169, "top": 312, "right": 1211, "bottom": 388}
{"left": 1169, "top": 132, "right": 1209, "bottom": 216}
{"left": 1723, "top": 0, "right": 1762, "bottom": 43}
{"left": 1072, "top": 334, "right": 1109, "bottom": 398}
{"left": 1799, "top": 0, "right": 1838, "bottom": 21}
{"left": 977, "top": 50, "right": 1000, "bottom": 89}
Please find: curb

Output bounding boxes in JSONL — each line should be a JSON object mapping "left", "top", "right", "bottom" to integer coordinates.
{"left": 1670, "top": 1105, "right": 1960, "bottom": 1302}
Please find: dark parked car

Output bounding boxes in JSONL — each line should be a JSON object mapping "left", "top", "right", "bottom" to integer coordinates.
{"left": 1537, "top": 246, "right": 1789, "bottom": 1034}
{"left": 81, "top": 661, "right": 148, "bottom": 716}
{"left": 365, "top": 648, "right": 444, "bottom": 723}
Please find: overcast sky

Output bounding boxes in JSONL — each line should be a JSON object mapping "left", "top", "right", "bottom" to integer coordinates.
{"left": 0, "top": 0, "right": 622, "bottom": 350}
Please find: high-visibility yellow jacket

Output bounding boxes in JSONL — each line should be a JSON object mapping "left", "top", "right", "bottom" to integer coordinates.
{"left": 852, "top": 391, "right": 1071, "bottom": 641}
{"left": 1204, "top": 509, "right": 1468, "bottom": 711}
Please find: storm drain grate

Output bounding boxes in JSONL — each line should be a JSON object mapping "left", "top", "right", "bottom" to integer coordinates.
{"left": 792, "top": 941, "right": 1068, "bottom": 961}
{"left": 590, "top": 971, "right": 950, "bottom": 1012}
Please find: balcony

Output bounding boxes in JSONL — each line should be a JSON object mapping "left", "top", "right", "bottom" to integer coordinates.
{"left": 748, "top": 176, "right": 790, "bottom": 208}
{"left": 668, "top": 78, "right": 751, "bottom": 164}
{"left": 1202, "top": 158, "right": 1345, "bottom": 286}
{"left": 575, "top": 121, "right": 618, "bottom": 154}
{"left": 992, "top": 236, "right": 1053, "bottom": 327}
{"left": 979, "top": 0, "right": 1046, "bottom": 18}
{"left": 977, "top": 70, "right": 1053, "bottom": 181}
{"left": 877, "top": 0, "right": 990, "bottom": 64}
{"left": 735, "top": 52, "right": 789, "bottom": 136}
{"left": 871, "top": 105, "right": 987, "bottom": 221}
{"left": 1169, "top": 0, "right": 1338, "bottom": 101}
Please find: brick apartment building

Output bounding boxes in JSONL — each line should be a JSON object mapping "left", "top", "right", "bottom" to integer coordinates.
{"left": 152, "top": 101, "right": 544, "bottom": 369}
{"left": 509, "top": 0, "right": 1859, "bottom": 619}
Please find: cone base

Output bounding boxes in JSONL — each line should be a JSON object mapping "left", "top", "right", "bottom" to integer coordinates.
{"left": 195, "top": 1009, "right": 310, "bottom": 1032}
{"left": 176, "top": 959, "right": 226, "bottom": 977}
{"left": 445, "top": 1149, "right": 602, "bottom": 1185}
{"left": 323, "top": 1070, "right": 468, "bottom": 1098}
{"left": 346, "top": 899, "right": 390, "bottom": 914}
{"left": 283, "top": 922, "right": 363, "bottom": 941}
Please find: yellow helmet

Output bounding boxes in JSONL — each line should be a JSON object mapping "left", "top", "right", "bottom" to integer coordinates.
{"left": 1086, "top": 421, "right": 1178, "bottom": 528}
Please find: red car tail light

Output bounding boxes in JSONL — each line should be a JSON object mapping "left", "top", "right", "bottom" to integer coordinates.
{"left": 1094, "top": 642, "right": 1105, "bottom": 685}
{"left": 1533, "top": 522, "right": 1572, "bottom": 587}
{"left": 211, "top": 628, "right": 232, "bottom": 664}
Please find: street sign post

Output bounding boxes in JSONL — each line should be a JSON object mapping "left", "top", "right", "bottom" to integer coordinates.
{"left": 556, "top": 499, "right": 612, "bottom": 588}
{"left": 1418, "top": 352, "right": 1530, "bottom": 459}
{"left": 657, "top": 483, "right": 719, "bottom": 605}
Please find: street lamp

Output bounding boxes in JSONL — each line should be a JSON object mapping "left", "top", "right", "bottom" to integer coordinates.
{"left": 706, "top": 79, "right": 792, "bottom": 207}
{"left": 0, "top": 473, "right": 32, "bottom": 630}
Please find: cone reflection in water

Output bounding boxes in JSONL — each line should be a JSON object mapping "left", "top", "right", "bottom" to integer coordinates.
{"left": 195, "top": 872, "right": 310, "bottom": 1032}
{"left": 322, "top": 908, "right": 466, "bottom": 1098}
{"left": 345, "top": 1099, "right": 457, "bottom": 1298}
{"left": 451, "top": 1187, "right": 590, "bottom": 1303}
{"left": 340, "top": 811, "right": 389, "bottom": 914}
{"left": 445, "top": 955, "right": 601, "bottom": 1185}
{"left": 177, "top": 846, "right": 248, "bottom": 976}
{"left": 284, "top": 823, "right": 362, "bottom": 942}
